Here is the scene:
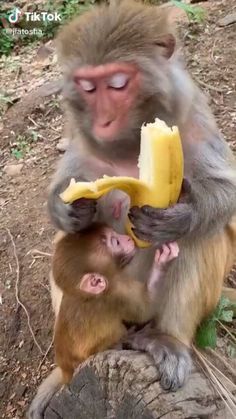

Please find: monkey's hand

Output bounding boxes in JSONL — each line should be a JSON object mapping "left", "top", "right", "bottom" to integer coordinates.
{"left": 124, "top": 327, "right": 192, "bottom": 391}
{"left": 129, "top": 203, "right": 192, "bottom": 246}
{"left": 48, "top": 186, "right": 97, "bottom": 233}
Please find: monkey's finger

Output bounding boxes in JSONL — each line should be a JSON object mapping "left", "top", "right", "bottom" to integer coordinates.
{"left": 122, "top": 322, "right": 155, "bottom": 349}
{"left": 70, "top": 206, "right": 97, "bottom": 217}
{"left": 130, "top": 213, "right": 162, "bottom": 235}
{"left": 137, "top": 204, "right": 190, "bottom": 223}
{"left": 129, "top": 211, "right": 158, "bottom": 229}
{"left": 129, "top": 206, "right": 171, "bottom": 228}
{"left": 123, "top": 330, "right": 152, "bottom": 351}
{"left": 154, "top": 249, "right": 161, "bottom": 263}
{"left": 132, "top": 228, "right": 156, "bottom": 243}
{"left": 131, "top": 204, "right": 192, "bottom": 232}
{"left": 168, "top": 242, "right": 179, "bottom": 258}
{"left": 72, "top": 198, "right": 97, "bottom": 208}
{"left": 68, "top": 205, "right": 96, "bottom": 218}
{"left": 140, "top": 205, "right": 167, "bottom": 219}
{"left": 158, "top": 244, "right": 171, "bottom": 264}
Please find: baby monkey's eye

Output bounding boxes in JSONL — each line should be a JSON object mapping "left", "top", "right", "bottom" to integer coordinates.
{"left": 101, "top": 234, "right": 107, "bottom": 243}
{"left": 111, "top": 236, "right": 120, "bottom": 247}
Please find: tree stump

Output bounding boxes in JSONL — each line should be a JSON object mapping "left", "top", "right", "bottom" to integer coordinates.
{"left": 45, "top": 350, "right": 230, "bottom": 419}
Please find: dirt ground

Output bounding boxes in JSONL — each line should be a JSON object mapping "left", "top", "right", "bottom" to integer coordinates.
{"left": 0, "top": 1, "right": 236, "bottom": 418}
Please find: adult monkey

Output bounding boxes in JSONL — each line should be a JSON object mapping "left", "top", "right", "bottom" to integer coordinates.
{"left": 48, "top": 0, "right": 236, "bottom": 390}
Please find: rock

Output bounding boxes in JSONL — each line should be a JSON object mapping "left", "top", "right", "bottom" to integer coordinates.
{"left": 56, "top": 137, "right": 69, "bottom": 152}
{"left": 0, "top": 198, "right": 7, "bottom": 207}
{"left": 3, "top": 164, "right": 23, "bottom": 176}
{"left": 36, "top": 44, "right": 53, "bottom": 62}
{"left": 218, "top": 13, "right": 236, "bottom": 27}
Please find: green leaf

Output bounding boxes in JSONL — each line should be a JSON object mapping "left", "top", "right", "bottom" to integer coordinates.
{"left": 196, "top": 320, "right": 217, "bottom": 349}
{"left": 219, "top": 296, "right": 231, "bottom": 310}
{"left": 11, "top": 149, "right": 23, "bottom": 159}
{"left": 220, "top": 310, "right": 234, "bottom": 323}
{"left": 170, "top": 0, "right": 206, "bottom": 23}
{"left": 227, "top": 344, "right": 236, "bottom": 358}
{"left": 212, "top": 296, "right": 232, "bottom": 320}
{"left": 30, "top": 130, "right": 38, "bottom": 142}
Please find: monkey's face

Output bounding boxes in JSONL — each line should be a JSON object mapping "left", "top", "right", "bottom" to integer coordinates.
{"left": 84, "top": 225, "right": 136, "bottom": 268}
{"left": 73, "top": 63, "right": 141, "bottom": 145}
{"left": 76, "top": 227, "right": 136, "bottom": 296}
{"left": 58, "top": 2, "right": 176, "bottom": 156}
{"left": 100, "top": 227, "right": 136, "bottom": 266}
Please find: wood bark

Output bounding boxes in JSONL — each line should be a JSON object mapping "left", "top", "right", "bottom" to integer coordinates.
{"left": 44, "top": 350, "right": 231, "bottom": 419}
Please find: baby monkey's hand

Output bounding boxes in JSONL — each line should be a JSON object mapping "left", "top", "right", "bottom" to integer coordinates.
{"left": 148, "top": 242, "right": 179, "bottom": 294}
{"left": 155, "top": 242, "right": 179, "bottom": 268}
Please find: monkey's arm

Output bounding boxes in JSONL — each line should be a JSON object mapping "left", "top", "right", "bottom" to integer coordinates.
{"left": 48, "top": 147, "right": 97, "bottom": 232}
{"left": 129, "top": 137, "right": 236, "bottom": 245}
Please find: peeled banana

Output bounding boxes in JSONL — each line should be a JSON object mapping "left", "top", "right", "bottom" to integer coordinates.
{"left": 60, "top": 118, "right": 184, "bottom": 247}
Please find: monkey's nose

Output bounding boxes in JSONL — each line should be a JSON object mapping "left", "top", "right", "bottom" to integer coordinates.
{"left": 100, "top": 119, "right": 114, "bottom": 127}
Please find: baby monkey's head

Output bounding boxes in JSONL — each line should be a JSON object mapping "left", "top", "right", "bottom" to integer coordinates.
{"left": 53, "top": 223, "right": 136, "bottom": 296}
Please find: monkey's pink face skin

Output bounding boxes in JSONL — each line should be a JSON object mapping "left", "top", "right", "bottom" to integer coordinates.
{"left": 101, "top": 227, "right": 135, "bottom": 257}
{"left": 74, "top": 63, "right": 140, "bottom": 141}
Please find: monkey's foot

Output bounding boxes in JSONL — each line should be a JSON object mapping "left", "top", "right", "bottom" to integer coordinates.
{"left": 124, "top": 329, "right": 192, "bottom": 391}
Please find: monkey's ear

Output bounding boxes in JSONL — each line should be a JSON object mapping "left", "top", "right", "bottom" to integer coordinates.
{"left": 156, "top": 34, "right": 176, "bottom": 59}
{"left": 79, "top": 273, "right": 107, "bottom": 295}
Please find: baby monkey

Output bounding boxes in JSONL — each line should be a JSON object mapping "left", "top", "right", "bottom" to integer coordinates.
{"left": 28, "top": 224, "right": 178, "bottom": 418}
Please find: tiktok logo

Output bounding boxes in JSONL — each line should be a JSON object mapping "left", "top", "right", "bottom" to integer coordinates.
{"left": 8, "top": 8, "right": 22, "bottom": 24}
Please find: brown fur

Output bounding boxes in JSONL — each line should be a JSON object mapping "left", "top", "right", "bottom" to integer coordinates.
{"left": 53, "top": 226, "right": 157, "bottom": 383}
{"left": 29, "top": 220, "right": 236, "bottom": 418}
{"left": 154, "top": 218, "right": 236, "bottom": 346}
{"left": 57, "top": 1, "right": 172, "bottom": 67}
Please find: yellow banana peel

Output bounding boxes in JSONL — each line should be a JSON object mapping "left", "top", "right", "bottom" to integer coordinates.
{"left": 60, "top": 118, "right": 184, "bottom": 247}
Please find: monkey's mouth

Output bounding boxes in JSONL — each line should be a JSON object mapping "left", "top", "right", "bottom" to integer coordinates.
{"left": 93, "top": 115, "right": 129, "bottom": 144}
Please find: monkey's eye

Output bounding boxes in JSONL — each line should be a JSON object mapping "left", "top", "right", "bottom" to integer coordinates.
{"left": 111, "top": 236, "right": 120, "bottom": 248}
{"left": 78, "top": 79, "right": 96, "bottom": 92}
{"left": 108, "top": 73, "right": 129, "bottom": 89}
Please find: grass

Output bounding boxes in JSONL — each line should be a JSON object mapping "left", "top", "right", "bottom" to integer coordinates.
{"left": 171, "top": 0, "right": 206, "bottom": 23}
{"left": 196, "top": 296, "right": 236, "bottom": 350}
{"left": 10, "top": 131, "right": 40, "bottom": 160}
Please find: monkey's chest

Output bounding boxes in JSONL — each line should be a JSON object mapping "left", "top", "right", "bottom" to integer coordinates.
{"left": 112, "top": 162, "right": 139, "bottom": 178}
{"left": 95, "top": 159, "right": 139, "bottom": 229}
{"left": 104, "top": 163, "right": 138, "bottom": 226}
